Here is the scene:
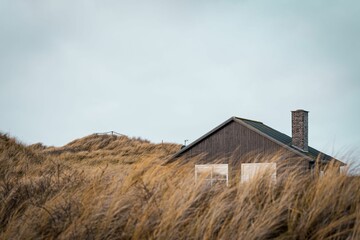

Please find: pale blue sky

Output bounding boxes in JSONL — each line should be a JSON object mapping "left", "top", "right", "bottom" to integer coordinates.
{"left": 0, "top": 0, "right": 359, "bottom": 161}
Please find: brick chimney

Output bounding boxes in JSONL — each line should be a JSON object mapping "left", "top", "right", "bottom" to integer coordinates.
{"left": 292, "top": 110, "right": 308, "bottom": 152}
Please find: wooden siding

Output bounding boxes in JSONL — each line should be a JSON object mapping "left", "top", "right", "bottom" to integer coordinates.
{"left": 180, "top": 121, "right": 308, "bottom": 168}
{"left": 177, "top": 120, "right": 310, "bottom": 185}
{"left": 183, "top": 121, "right": 278, "bottom": 159}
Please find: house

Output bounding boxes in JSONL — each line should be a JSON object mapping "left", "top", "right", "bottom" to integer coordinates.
{"left": 172, "top": 110, "right": 346, "bottom": 185}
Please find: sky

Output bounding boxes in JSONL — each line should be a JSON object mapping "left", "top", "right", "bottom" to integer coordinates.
{"left": 1, "top": 0, "right": 359, "bottom": 162}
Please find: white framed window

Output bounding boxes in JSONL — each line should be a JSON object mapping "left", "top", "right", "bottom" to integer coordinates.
{"left": 195, "top": 164, "right": 229, "bottom": 186}
{"left": 241, "top": 163, "right": 276, "bottom": 183}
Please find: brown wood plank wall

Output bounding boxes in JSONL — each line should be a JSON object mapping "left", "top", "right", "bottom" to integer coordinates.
{"left": 183, "top": 121, "right": 300, "bottom": 166}
{"left": 180, "top": 120, "right": 311, "bottom": 185}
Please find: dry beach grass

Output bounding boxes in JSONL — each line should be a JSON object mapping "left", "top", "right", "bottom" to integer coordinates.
{"left": 1, "top": 133, "right": 359, "bottom": 239}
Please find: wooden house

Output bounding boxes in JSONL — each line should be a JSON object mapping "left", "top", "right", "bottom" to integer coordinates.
{"left": 172, "top": 110, "right": 346, "bottom": 185}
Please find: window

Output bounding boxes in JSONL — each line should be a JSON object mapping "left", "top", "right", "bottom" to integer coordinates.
{"left": 340, "top": 166, "right": 348, "bottom": 174}
{"left": 241, "top": 163, "right": 276, "bottom": 183}
{"left": 195, "top": 164, "right": 229, "bottom": 186}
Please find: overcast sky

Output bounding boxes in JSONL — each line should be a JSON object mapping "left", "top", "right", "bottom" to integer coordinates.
{"left": 1, "top": 0, "right": 359, "bottom": 161}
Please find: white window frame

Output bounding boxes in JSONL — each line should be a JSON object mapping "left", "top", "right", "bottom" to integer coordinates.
{"left": 241, "top": 163, "right": 276, "bottom": 183}
{"left": 195, "top": 164, "right": 229, "bottom": 186}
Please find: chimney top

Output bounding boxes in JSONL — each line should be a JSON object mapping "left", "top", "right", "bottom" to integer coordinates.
{"left": 292, "top": 109, "right": 309, "bottom": 113}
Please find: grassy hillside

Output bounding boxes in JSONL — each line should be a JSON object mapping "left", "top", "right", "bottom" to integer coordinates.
{"left": 1, "top": 133, "right": 359, "bottom": 239}
{"left": 36, "top": 134, "right": 179, "bottom": 164}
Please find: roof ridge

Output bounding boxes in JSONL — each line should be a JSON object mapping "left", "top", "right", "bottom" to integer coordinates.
{"left": 234, "top": 117, "right": 263, "bottom": 124}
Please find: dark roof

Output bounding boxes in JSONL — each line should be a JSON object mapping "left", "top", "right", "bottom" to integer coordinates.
{"left": 174, "top": 116, "right": 342, "bottom": 164}
{"left": 237, "top": 117, "right": 334, "bottom": 162}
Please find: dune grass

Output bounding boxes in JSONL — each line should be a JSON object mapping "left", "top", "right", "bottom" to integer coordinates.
{"left": 1, "top": 133, "right": 359, "bottom": 239}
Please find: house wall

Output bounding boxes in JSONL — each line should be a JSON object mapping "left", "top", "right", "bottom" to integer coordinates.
{"left": 180, "top": 121, "right": 309, "bottom": 182}
{"left": 182, "top": 121, "right": 286, "bottom": 160}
